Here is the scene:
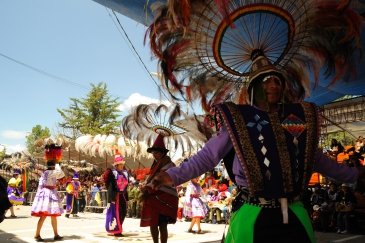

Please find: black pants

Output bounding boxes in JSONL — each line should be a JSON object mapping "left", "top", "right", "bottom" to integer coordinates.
{"left": 118, "top": 194, "right": 127, "bottom": 224}
{"left": 78, "top": 198, "right": 86, "bottom": 212}
{"left": 254, "top": 208, "right": 311, "bottom": 243}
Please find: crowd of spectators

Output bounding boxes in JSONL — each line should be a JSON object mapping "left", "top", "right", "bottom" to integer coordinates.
{"left": 17, "top": 136, "right": 364, "bottom": 234}
{"left": 309, "top": 135, "right": 365, "bottom": 234}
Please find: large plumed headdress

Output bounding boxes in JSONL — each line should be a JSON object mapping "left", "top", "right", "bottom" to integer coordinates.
{"left": 34, "top": 135, "right": 69, "bottom": 163}
{"left": 146, "top": 0, "right": 363, "bottom": 111}
{"left": 122, "top": 103, "right": 213, "bottom": 158}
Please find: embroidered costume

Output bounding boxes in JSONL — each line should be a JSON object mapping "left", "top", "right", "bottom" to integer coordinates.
{"left": 65, "top": 173, "right": 81, "bottom": 217}
{"left": 166, "top": 102, "right": 359, "bottom": 242}
{"left": 140, "top": 156, "right": 178, "bottom": 227}
{"left": 31, "top": 163, "right": 65, "bottom": 217}
{"left": 183, "top": 181, "right": 208, "bottom": 219}
{"left": 140, "top": 134, "right": 178, "bottom": 227}
{"left": 31, "top": 138, "right": 67, "bottom": 242}
{"left": 104, "top": 153, "right": 129, "bottom": 235}
{"left": 7, "top": 170, "right": 24, "bottom": 206}
{"left": 145, "top": 1, "right": 363, "bottom": 242}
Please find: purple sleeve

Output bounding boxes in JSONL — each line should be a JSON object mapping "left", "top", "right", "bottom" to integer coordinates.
{"left": 313, "top": 149, "right": 359, "bottom": 183}
{"left": 166, "top": 127, "right": 232, "bottom": 186}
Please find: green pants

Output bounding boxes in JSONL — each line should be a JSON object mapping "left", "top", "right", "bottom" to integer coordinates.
{"left": 225, "top": 202, "right": 315, "bottom": 243}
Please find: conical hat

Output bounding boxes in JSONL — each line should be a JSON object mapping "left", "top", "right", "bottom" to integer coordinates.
{"left": 13, "top": 169, "right": 21, "bottom": 175}
{"left": 248, "top": 51, "right": 285, "bottom": 94}
{"left": 72, "top": 172, "right": 79, "bottom": 180}
{"left": 147, "top": 134, "right": 169, "bottom": 153}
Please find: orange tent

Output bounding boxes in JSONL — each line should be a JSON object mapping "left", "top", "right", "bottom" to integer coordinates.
{"left": 308, "top": 172, "right": 324, "bottom": 186}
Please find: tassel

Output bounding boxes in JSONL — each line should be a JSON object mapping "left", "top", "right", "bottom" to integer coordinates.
{"left": 280, "top": 198, "right": 289, "bottom": 224}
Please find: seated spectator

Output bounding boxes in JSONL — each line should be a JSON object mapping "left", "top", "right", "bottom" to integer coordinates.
{"left": 336, "top": 183, "right": 357, "bottom": 234}
{"left": 355, "top": 136, "right": 364, "bottom": 154}
{"left": 330, "top": 138, "right": 345, "bottom": 159}
{"left": 220, "top": 187, "right": 237, "bottom": 223}
{"left": 208, "top": 189, "right": 222, "bottom": 224}
{"left": 204, "top": 171, "right": 216, "bottom": 189}
{"left": 325, "top": 182, "right": 339, "bottom": 230}
{"left": 310, "top": 184, "right": 326, "bottom": 210}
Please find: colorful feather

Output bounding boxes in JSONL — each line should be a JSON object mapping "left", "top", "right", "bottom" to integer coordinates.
{"left": 121, "top": 103, "right": 213, "bottom": 159}
{"left": 146, "top": 0, "right": 363, "bottom": 113}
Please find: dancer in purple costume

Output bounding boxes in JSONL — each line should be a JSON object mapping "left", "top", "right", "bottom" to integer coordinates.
{"left": 104, "top": 152, "right": 129, "bottom": 237}
{"left": 6, "top": 169, "right": 24, "bottom": 217}
{"left": 65, "top": 172, "right": 81, "bottom": 218}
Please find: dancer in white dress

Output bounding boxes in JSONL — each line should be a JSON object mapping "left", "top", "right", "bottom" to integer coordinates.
{"left": 184, "top": 177, "right": 208, "bottom": 234}
{"left": 31, "top": 143, "right": 65, "bottom": 242}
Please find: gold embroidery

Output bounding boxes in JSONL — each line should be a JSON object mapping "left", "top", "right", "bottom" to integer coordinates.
{"left": 268, "top": 111, "right": 293, "bottom": 193}
{"left": 218, "top": 102, "right": 319, "bottom": 198}
{"left": 301, "top": 103, "right": 318, "bottom": 191}
{"left": 225, "top": 103, "right": 263, "bottom": 196}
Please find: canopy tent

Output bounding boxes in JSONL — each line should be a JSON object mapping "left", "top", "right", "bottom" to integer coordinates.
{"left": 92, "top": 0, "right": 365, "bottom": 106}
{"left": 321, "top": 96, "right": 365, "bottom": 139}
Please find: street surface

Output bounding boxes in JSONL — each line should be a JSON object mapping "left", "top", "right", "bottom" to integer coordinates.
{"left": 0, "top": 206, "right": 364, "bottom": 243}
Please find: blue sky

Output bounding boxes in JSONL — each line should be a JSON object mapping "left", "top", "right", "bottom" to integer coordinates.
{"left": 0, "top": 0, "right": 167, "bottom": 153}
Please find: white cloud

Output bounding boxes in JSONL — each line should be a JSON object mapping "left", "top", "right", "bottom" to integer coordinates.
{"left": 1, "top": 130, "right": 28, "bottom": 140}
{"left": 0, "top": 130, "right": 27, "bottom": 153}
{"left": 3, "top": 144, "right": 26, "bottom": 153}
{"left": 118, "top": 93, "right": 171, "bottom": 112}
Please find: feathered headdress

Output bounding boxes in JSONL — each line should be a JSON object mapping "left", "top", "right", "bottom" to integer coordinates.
{"left": 146, "top": 0, "right": 363, "bottom": 111}
{"left": 122, "top": 103, "right": 213, "bottom": 158}
{"left": 75, "top": 134, "right": 143, "bottom": 159}
{"left": 34, "top": 135, "right": 69, "bottom": 162}
{"left": 61, "top": 160, "right": 98, "bottom": 176}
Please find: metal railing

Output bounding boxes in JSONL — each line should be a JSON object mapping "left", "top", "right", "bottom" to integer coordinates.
{"left": 25, "top": 190, "right": 109, "bottom": 212}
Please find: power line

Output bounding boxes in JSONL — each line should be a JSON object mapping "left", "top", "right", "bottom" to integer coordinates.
{"left": 0, "top": 52, "right": 88, "bottom": 90}
{"left": 0, "top": 51, "right": 130, "bottom": 100}
{"left": 105, "top": 8, "right": 170, "bottom": 101}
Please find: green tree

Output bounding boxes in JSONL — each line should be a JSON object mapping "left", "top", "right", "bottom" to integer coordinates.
{"left": 57, "top": 82, "right": 121, "bottom": 138}
{"left": 26, "top": 125, "right": 51, "bottom": 154}
{"left": 0, "top": 145, "right": 6, "bottom": 161}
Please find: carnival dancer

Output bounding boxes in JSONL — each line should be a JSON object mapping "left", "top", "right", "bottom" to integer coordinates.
{"left": 31, "top": 141, "right": 66, "bottom": 242}
{"left": 0, "top": 175, "right": 12, "bottom": 223}
{"left": 6, "top": 169, "right": 24, "bottom": 218}
{"left": 152, "top": 55, "right": 363, "bottom": 242}
{"left": 184, "top": 177, "right": 208, "bottom": 234}
{"left": 104, "top": 152, "right": 129, "bottom": 237}
{"left": 65, "top": 172, "right": 81, "bottom": 218}
{"left": 145, "top": 0, "right": 365, "bottom": 242}
{"left": 140, "top": 134, "right": 178, "bottom": 243}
